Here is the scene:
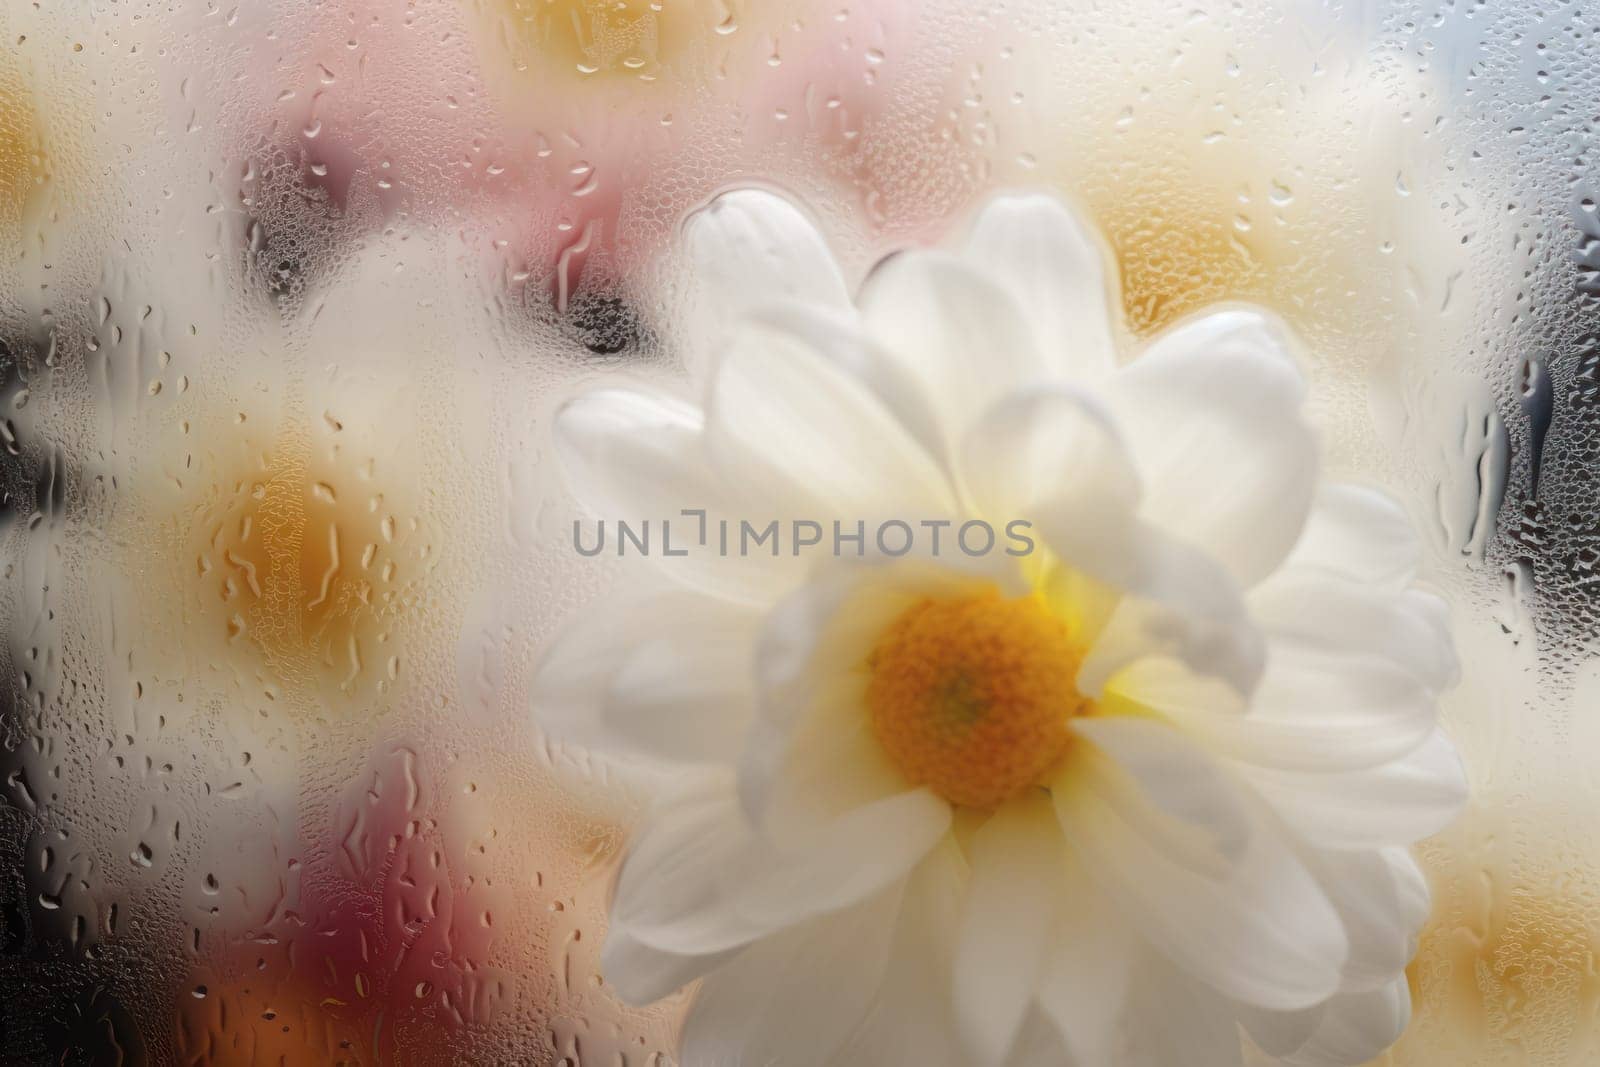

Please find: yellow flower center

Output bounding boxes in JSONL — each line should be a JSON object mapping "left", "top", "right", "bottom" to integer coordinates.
{"left": 866, "top": 589, "right": 1087, "bottom": 809}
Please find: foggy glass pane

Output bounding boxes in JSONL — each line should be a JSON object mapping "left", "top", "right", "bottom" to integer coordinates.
{"left": 0, "top": 0, "right": 1594, "bottom": 1063}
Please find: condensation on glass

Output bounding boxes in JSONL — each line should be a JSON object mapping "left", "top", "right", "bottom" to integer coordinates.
{"left": 0, "top": 0, "right": 1593, "bottom": 1063}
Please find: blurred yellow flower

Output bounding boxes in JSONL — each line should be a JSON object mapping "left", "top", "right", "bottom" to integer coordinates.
{"left": 122, "top": 395, "right": 445, "bottom": 715}
{"left": 0, "top": 62, "right": 52, "bottom": 247}
{"left": 485, "top": 0, "right": 739, "bottom": 82}
{"left": 996, "top": 12, "right": 1473, "bottom": 420}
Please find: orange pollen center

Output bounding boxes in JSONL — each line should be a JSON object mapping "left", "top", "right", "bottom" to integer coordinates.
{"left": 865, "top": 590, "right": 1087, "bottom": 809}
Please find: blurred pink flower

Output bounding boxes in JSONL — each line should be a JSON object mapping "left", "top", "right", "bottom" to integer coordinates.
{"left": 243, "top": 0, "right": 906, "bottom": 304}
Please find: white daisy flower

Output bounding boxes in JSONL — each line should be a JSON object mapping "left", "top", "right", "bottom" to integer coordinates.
{"left": 534, "top": 188, "right": 1468, "bottom": 1067}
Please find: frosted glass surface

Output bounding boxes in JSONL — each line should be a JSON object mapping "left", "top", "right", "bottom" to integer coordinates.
{"left": 0, "top": 0, "right": 1595, "bottom": 1063}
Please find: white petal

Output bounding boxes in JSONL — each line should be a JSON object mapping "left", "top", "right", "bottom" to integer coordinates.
{"left": 533, "top": 587, "right": 758, "bottom": 767}
{"left": 858, "top": 249, "right": 1053, "bottom": 450}
{"left": 679, "top": 883, "right": 905, "bottom": 1066}
{"left": 1250, "top": 648, "right": 1441, "bottom": 768}
{"left": 1302, "top": 848, "right": 1431, "bottom": 992}
{"left": 1241, "top": 728, "right": 1467, "bottom": 849}
{"left": 1251, "top": 578, "right": 1459, "bottom": 694}
{"left": 1002, "top": 1012, "right": 1071, "bottom": 1067}
{"left": 1071, "top": 716, "right": 1251, "bottom": 863}
{"left": 682, "top": 188, "right": 850, "bottom": 366}
{"left": 1062, "top": 517, "right": 1263, "bottom": 697}
{"left": 1236, "top": 976, "right": 1413, "bottom": 1065}
{"left": 704, "top": 315, "right": 957, "bottom": 520}
{"left": 1034, "top": 850, "right": 1140, "bottom": 1067}
{"left": 610, "top": 780, "right": 950, "bottom": 958}
{"left": 604, "top": 780, "right": 762, "bottom": 980}
{"left": 1102, "top": 656, "right": 1247, "bottom": 717}
{"left": 954, "top": 793, "right": 1063, "bottom": 1064}
{"left": 1282, "top": 979, "right": 1411, "bottom": 1066}
{"left": 554, "top": 385, "right": 705, "bottom": 522}
{"left": 553, "top": 386, "right": 793, "bottom": 601}
{"left": 1105, "top": 307, "right": 1316, "bottom": 587}
{"left": 1117, "top": 959, "right": 1245, "bottom": 1066}
{"left": 958, "top": 383, "right": 1140, "bottom": 524}
{"left": 1053, "top": 743, "right": 1348, "bottom": 1011}
{"left": 746, "top": 670, "right": 911, "bottom": 840}
{"left": 743, "top": 298, "right": 949, "bottom": 467}
{"left": 1120, "top": 651, "right": 1440, "bottom": 774}
{"left": 1234, "top": 999, "right": 1327, "bottom": 1060}
{"left": 1383, "top": 845, "right": 1432, "bottom": 934}
{"left": 596, "top": 790, "right": 753, "bottom": 1007}
{"left": 963, "top": 192, "right": 1121, "bottom": 381}
{"left": 1284, "top": 484, "right": 1421, "bottom": 588}
{"left": 601, "top": 923, "right": 741, "bottom": 1006}
{"left": 834, "top": 839, "right": 969, "bottom": 1067}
